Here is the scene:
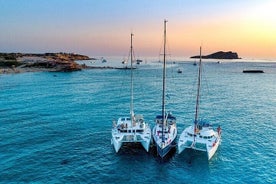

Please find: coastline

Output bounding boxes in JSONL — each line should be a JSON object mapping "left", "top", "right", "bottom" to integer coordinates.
{"left": 0, "top": 52, "right": 90, "bottom": 74}
{"left": 1, "top": 53, "right": 275, "bottom": 75}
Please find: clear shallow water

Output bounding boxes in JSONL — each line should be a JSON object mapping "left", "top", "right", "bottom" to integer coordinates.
{"left": 0, "top": 60, "right": 275, "bottom": 183}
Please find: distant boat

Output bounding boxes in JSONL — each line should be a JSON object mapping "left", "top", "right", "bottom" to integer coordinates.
{"left": 152, "top": 20, "right": 177, "bottom": 158}
{"left": 243, "top": 70, "right": 264, "bottom": 73}
{"left": 111, "top": 33, "right": 151, "bottom": 153}
{"left": 193, "top": 61, "right": 197, "bottom": 66}
{"left": 177, "top": 68, "right": 182, "bottom": 73}
{"left": 118, "top": 58, "right": 136, "bottom": 69}
{"left": 136, "top": 59, "right": 143, "bottom": 65}
{"left": 178, "top": 46, "right": 222, "bottom": 160}
{"left": 101, "top": 57, "right": 107, "bottom": 63}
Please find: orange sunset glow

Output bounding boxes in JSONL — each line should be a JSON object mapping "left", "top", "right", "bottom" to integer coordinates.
{"left": 0, "top": 0, "right": 275, "bottom": 60}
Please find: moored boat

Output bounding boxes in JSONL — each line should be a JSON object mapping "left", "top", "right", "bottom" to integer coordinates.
{"left": 243, "top": 69, "right": 264, "bottom": 73}
{"left": 178, "top": 46, "right": 221, "bottom": 160}
{"left": 111, "top": 33, "right": 151, "bottom": 153}
{"left": 112, "top": 115, "right": 151, "bottom": 152}
{"left": 152, "top": 20, "right": 177, "bottom": 158}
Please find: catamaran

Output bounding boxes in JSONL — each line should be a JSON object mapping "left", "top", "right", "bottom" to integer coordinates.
{"left": 178, "top": 47, "right": 222, "bottom": 160}
{"left": 152, "top": 20, "right": 177, "bottom": 158}
{"left": 111, "top": 33, "right": 151, "bottom": 153}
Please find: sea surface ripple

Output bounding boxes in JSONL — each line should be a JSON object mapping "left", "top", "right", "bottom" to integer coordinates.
{"left": 0, "top": 60, "right": 275, "bottom": 183}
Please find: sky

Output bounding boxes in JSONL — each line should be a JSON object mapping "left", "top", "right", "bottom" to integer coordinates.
{"left": 0, "top": 0, "right": 275, "bottom": 59}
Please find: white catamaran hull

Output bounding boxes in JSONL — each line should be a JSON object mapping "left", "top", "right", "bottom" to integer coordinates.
{"left": 111, "top": 116, "right": 151, "bottom": 153}
{"left": 206, "top": 136, "right": 221, "bottom": 160}
{"left": 178, "top": 125, "right": 221, "bottom": 160}
{"left": 111, "top": 137, "right": 123, "bottom": 153}
{"left": 111, "top": 132, "right": 151, "bottom": 153}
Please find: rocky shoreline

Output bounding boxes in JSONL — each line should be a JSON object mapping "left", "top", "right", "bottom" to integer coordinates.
{"left": 0, "top": 52, "right": 91, "bottom": 74}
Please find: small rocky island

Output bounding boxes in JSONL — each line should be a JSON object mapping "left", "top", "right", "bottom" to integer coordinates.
{"left": 191, "top": 51, "right": 241, "bottom": 59}
{"left": 0, "top": 52, "right": 91, "bottom": 74}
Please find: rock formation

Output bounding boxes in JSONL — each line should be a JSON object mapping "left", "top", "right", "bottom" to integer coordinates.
{"left": 0, "top": 52, "right": 91, "bottom": 73}
{"left": 191, "top": 51, "right": 241, "bottom": 59}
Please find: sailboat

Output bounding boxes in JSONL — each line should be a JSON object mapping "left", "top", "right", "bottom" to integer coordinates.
{"left": 178, "top": 47, "right": 222, "bottom": 160}
{"left": 152, "top": 20, "right": 177, "bottom": 158}
{"left": 111, "top": 33, "right": 151, "bottom": 153}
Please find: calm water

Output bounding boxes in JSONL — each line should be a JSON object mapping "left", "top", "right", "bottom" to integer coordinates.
{"left": 0, "top": 60, "right": 275, "bottom": 183}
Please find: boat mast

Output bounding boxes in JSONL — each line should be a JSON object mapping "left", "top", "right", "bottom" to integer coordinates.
{"left": 162, "top": 20, "right": 167, "bottom": 143}
{"left": 130, "top": 33, "right": 134, "bottom": 128}
{"left": 194, "top": 46, "right": 202, "bottom": 135}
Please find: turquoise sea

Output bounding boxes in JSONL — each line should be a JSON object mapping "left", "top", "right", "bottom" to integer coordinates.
{"left": 0, "top": 59, "right": 275, "bottom": 183}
